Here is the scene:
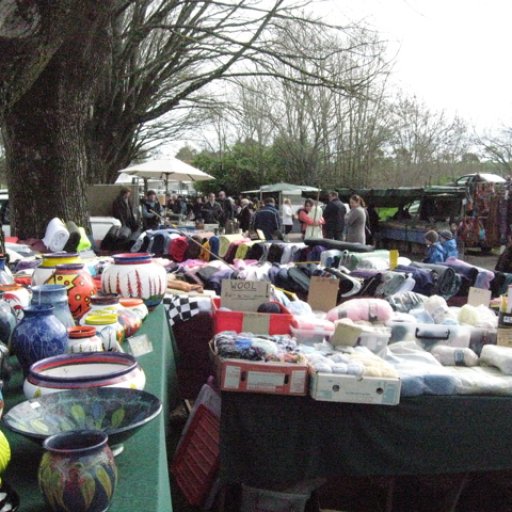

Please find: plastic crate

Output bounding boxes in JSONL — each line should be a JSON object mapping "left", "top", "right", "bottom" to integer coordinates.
{"left": 212, "top": 298, "right": 292, "bottom": 335}
{"left": 171, "top": 404, "right": 220, "bottom": 507}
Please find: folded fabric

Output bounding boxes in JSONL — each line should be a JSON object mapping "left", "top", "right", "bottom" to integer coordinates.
{"left": 43, "top": 217, "right": 70, "bottom": 252}
{"left": 444, "top": 257, "right": 493, "bottom": 290}
{"left": 386, "top": 292, "right": 428, "bottom": 313}
{"left": 218, "top": 234, "right": 245, "bottom": 258}
{"left": 342, "top": 250, "right": 390, "bottom": 271}
{"left": 411, "top": 262, "right": 461, "bottom": 299}
{"left": 451, "top": 366, "right": 512, "bottom": 395}
{"left": 383, "top": 341, "right": 461, "bottom": 396}
{"left": 304, "top": 239, "right": 374, "bottom": 252}
{"left": 375, "top": 271, "right": 407, "bottom": 297}
{"left": 480, "top": 345, "right": 512, "bottom": 375}
{"left": 326, "top": 298, "right": 393, "bottom": 323}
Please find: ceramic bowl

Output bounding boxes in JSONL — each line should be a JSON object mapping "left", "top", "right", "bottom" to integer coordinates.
{"left": 3, "top": 387, "right": 162, "bottom": 446}
{"left": 23, "top": 352, "right": 146, "bottom": 399}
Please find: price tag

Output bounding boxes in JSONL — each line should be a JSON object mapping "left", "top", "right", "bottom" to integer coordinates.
{"left": 127, "top": 334, "right": 154, "bottom": 357}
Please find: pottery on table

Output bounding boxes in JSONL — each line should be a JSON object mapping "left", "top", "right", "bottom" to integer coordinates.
{"left": 80, "top": 295, "right": 142, "bottom": 337}
{"left": 31, "top": 284, "right": 75, "bottom": 329}
{"left": 38, "top": 430, "right": 117, "bottom": 512}
{"left": 0, "top": 299, "right": 16, "bottom": 347}
{"left": 46, "top": 263, "right": 97, "bottom": 321}
{"left": 0, "top": 283, "right": 31, "bottom": 320}
{"left": 119, "top": 298, "right": 149, "bottom": 322}
{"left": 31, "top": 252, "right": 81, "bottom": 286}
{"left": 67, "top": 326, "right": 103, "bottom": 354}
{"left": 23, "top": 351, "right": 146, "bottom": 398}
{"left": 11, "top": 304, "right": 68, "bottom": 376}
{"left": 101, "top": 253, "right": 167, "bottom": 309}
{"left": 83, "top": 313, "right": 124, "bottom": 352}
{"left": 3, "top": 387, "right": 162, "bottom": 446}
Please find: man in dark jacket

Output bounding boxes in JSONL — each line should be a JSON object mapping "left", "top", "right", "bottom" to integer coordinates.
{"left": 322, "top": 191, "right": 346, "bottom": 240}
{"left": 112, "top": 187, "right": 139, "bottom": 232}
{"left": 251, "top": 197, "right": 281, "bottom": 240}
{"left": 201, "top": 192, "right": 223, "bottom": 224}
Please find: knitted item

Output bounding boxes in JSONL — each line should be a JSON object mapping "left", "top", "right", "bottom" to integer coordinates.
{"left": 431, "top": 346, "right": 479, "bottom": 367}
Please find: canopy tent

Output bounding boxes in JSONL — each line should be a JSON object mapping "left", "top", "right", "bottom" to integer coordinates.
{"left": 242, "top": 182, "right": 320, "bottom": 195}
{"left": 118, "top": 157, "right": 214, "bottom": 192}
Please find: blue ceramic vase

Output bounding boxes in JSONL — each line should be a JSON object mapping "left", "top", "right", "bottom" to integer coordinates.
{"left": 31, "top": 284, "right": 75, "bottom": 329}
{"left": 38, "top": 430, "right": 117, "bottom": 512}
{"left": 11, "top": 304, "right": 68, "bottom": 376}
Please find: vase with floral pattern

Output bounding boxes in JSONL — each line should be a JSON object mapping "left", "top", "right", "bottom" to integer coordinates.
{"left": 38, "top": 429, "right": 117, "bottom": 512}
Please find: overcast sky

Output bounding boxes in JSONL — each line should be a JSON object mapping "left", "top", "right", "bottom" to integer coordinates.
{"left": 321, "top": 0, "right": 512, "bottom": 131}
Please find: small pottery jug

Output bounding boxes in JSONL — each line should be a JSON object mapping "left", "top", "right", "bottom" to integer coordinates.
{"left": 119, "top": 298, "right": 149, "bottom": 322}
{"left": 46, "top": 263, "right": 97, "bottom": 321}
{"left": 38, "top": 430, "right": 117, "bottom": 512}
{"left": 31, "top": 252, "right": 81, "bottom": 286}
{"left": 101, "top": 253, "right": 167, "bottom": 309}
{"left": 31, "top": 284, "right": 75, "bottom": 329}
{"left": 11, "top": 304, "right": 68, "bottom": 376}
{"left": 84, "top": 313, "right": 124, "bottom": 352}
{"left": 80, "top": 295, "right": 141, "bottom": 337}
{"left": 67, "top": 326, "right": 104, "bottom": 353}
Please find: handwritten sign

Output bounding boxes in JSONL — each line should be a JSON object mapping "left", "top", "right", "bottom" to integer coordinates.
{"left": 221, "top": 279, "right": 271, "bottom": 312}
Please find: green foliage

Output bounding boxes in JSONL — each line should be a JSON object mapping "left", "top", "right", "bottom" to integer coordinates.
{"left": 193, "top": 140, "right": 286, "bottom": 195}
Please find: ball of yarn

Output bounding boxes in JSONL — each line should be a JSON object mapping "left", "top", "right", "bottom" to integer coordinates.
{"left": 257, "top": 302, "right": 282, "bottom": 314}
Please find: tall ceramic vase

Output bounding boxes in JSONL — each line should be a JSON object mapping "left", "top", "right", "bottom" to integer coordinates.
{"left": 38, "top": 430, "right": 117, "bottom": 512}
{"left": 46, "top": 263, "right": 97, "bottom": 321}
{"left": 11, "top": 304, "right": 68, "bottom": 376}
{"left": 101, "top": 253, "right": 167, "bottom": 309}
{"left": 31, "top": 284, "right": 75, "bottom": 329}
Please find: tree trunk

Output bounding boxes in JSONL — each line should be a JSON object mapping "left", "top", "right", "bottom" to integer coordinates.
{"left": 2, "top": 3, "right": 114, "bottom": 239}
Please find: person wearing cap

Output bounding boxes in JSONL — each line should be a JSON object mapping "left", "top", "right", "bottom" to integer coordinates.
{"left": 141, "top": 190, "right": 163, "bottom": 230}
{"left": 439, "top": 229, "right": 458, "bottom": 259}
{"left": 423, "top": 229, "right": 445, "bottom": 263}
{"left": 112, "top": 186, "right": 139, "bottom": 233}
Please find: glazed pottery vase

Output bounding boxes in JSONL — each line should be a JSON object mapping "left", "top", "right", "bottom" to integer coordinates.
{"left": 119, "top": 298, "right": 149, "bottom": 322}
{"left": 67, "top": 326, "right": 103, "bottom": 354}
{"left": 32, "top": 252, "right": 81, "bottom": 286}
{"left": 0, "top": 283, "right": 32, "bottom": 320}
{"left": 11, "top": 304, "right": 68, "bottom": 376}
{"left": 84, "top": 314, "right": 124, "bottom": 352}
{"left": 101, "top": 253, "right": 167, "bottom": 309}
{"left": 0, "top": 256, "right": 14, "bottom": 285}
{"left": 0, "top": 298, "right": 16, "bottom": 347}
{"left": 38, "top": 430, "right": 117, "bottom": 512}
{"left": 80, "top": 295, "right": 141, "bottom": 337}
{"left": 23, "top": 351, "right": 146, "bottom": 398}
{"left": 46, "top": 263, "right": 97, "bottom": 321}
{"left": 31, "top": 284, "right": 75, "bottom": 329}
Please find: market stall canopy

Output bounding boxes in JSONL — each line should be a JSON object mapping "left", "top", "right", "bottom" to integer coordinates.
{"left": 242, "top": 182, "right": 320, "bottom": 195}
{"left": 118, "top": 157, "right": 215, "bottom": 183}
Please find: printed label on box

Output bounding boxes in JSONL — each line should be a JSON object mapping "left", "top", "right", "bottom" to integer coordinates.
{"left": 224, "top": 365, "right": 242, "bottom": 389}
{"left": 221, "top": 279, "right": 271, "bottom": 312}
{"left": 246, "top": 371, "right": 285, "bottom": 390}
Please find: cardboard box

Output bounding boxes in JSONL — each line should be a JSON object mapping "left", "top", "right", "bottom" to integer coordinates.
{"left": 210, "top": 342, "right": 308, "bottom": 395}
{"left": 309, "top": 371, "right": 401, "bottom": 405}
{"left": 212, "top": 298, "right": 292, "bottom": 335}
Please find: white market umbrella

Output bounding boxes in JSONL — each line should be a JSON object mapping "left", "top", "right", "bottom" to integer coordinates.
{"left": 118, "top": 157, "right": 214, "bottom": 191}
